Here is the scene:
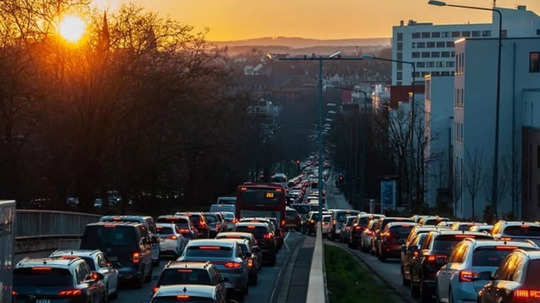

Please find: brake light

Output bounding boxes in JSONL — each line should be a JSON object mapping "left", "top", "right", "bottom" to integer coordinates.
{"left": 113, "top": 217, "right": 122, "bottom": 221}
{"left": 224, "top": 262, "right": 242, "bottom": 269}
{"left": 104, "top": 224, "right": 116, "bottom": 228}
{"left": 32, "top": 267, "right": 52, "bottom": 271}
{"left": 382, "top": 232, "right": 391, "bottom": 237}
{"left": 455, "top": 235, "right": 475, "bottom": 238}
{"left": 199, "top": 246, "right": 221, "bottom": 250}
{"left": 153, "top": 286, "right": 159, "bottom": 293}
{"left": 177, "top": 269, "right": 193, "bottom": 273}
{"left": 11, "top": 290, "right": 18, "bottom": 296}
{"left": 459, "top": 270, "right": 478, "bottom": 282}
{"left": 264, "top": 233, "right": 274, "bottom": 240}
{"left": 310, "top": 219, "right": 315, "bottom": 224}
{"left": 514, "top": 289, "right": 540, "bottom": 300}
{"left": 58, "top": 289, "right": 82, "bottom": 296}
{"left": 248, "top": 225, "right": 256, "bottom": 229}
{"left": 354, "top": 226, "right": 362, "bottom": 230}
{"left": 333, "top": 220, "right": 337, "bottom": 225}
{"left": 366, "top": 230, "right": 373, "bottom": 236}
{"left": 496, "top": 246, "right": 518, "bottom": 250}
{"left": 281, "top": 219, "right": 286, "bottom": 226}
{"left": 233, "top": 218, "right": 239, "bottom": 224}
{"left": 132, "top": 252, "right": 140, "bottom": 264}
{"left": 240, "top": 187, "right": 248, "bottom": 191}
{"left": 179, "top": 228, "right": 190, "bottom": 234}
{"left": 426, "top": 254, "right": 447, "bottom": 263}
{"left": 177, "top": 294, "right": 190, "bottom": 301}
{"left": 248, "top": 257, "right": 254, "bottom": 268}
{"left": 501, "top": 237, "right": 512, "bottom": 241}
{"left": 167, "top": 235, "right": 178, "bottom": 240}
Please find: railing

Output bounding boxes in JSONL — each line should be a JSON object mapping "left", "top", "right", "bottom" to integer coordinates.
{"left": 16, "top": 209, "right": 101, "bottom": 239}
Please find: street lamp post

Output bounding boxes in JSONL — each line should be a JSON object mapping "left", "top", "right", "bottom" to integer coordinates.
{"left": 428, "top": 0, "right": 503, "bottom": 217}
{"left": 362, "top": 55, "right": 416, "bottom": 209}
{"left": 280, "top": 54, "right": 364, "bottom": 226}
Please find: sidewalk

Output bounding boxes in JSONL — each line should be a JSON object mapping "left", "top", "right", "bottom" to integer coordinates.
{"left": 326, "top": 174, "right": 351, "bottom": 209}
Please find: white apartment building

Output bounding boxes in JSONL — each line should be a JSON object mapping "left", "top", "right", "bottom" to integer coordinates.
{"left": 392, "top": 6, "right": 540, "bottom": 86}
{"left": 424, "top": 75, "right": 454, "bottom": 207}
{"left": 453, "top": 37, "right": 540, "bottom": 219}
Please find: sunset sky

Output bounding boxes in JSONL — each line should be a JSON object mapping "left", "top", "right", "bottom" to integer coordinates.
{"left": 93, "top": 0, "right": 540, "bottom": 40}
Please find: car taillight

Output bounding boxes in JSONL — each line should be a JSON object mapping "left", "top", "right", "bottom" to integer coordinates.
{"left": 501, "top": 237, "right": 512, "bottom": 241}
{"left": 514, "top": 289, "right": 540, "bottom": 301}
{"left": 426, "top": 254, "right": 447, "bottom": 263}
{"left": 179, "top": 228, "right": 190, "bottom": 234}
{"left": 333, "top": 220, "right": 337, "bottom": 225}
{"left": 177, "top": 294, "right": 190, "bottom": 301}
{"left": 132, "top": 252, "right": 140, "bottom": 264}
{"left": 248, "top": 257, "right": 254, "bottom": 268}
{"left": 281, "top": 219, "right": 286, "bottom": 226}
{"left": 153, "top": 286, "right": 159, "bottom": 293}
{"left": 354, "top": 225, "right": 362, "bottom": 231}
{"left": 264, "top": 233, "right": 274, "bottom": 240}
{"left": 224, "top": 262, "right": 242, "bottom": 269}
{"left": 458, "top": 270, "right": 478, "bottom": 282}
{"left": 167, "top": 235, "right": 178, "bottom": 240}
{"left": 310, "top": 219, "right": 315, "bottom": 224}
{"left": 366, "top": 230, "right": 373, "bottom": 235}
{"left": 11, "top": 290, "right": 18, "bottom": 296}
{"left": 58, "top": 289, "right": 82, "bottom": 296}
{"left": 233, "top": 218, "right": 239, "bottom": 224}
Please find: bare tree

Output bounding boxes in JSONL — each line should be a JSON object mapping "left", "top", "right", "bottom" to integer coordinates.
{"left": 464, "top": 150, "right": 486, "bottom": 220}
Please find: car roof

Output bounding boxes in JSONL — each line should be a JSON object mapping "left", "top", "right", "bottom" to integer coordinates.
{"left": 17, "top": 257, "right": 82, "bottom": 269}
{"left": 50, "top": 250, "right": 102, "bottom": 258}
{"left": 158, "top": 215, "right": 190, "bottom": 220}
{"left": 463, "top": 239, "right": 537, "bottom": 248}
{"left": 186, "top": 239, "right": 235, "bottom": 248}
{"left": 154, "top": 284, "right": 216, "bottom": 298}
{"left": 432, "top": 230, "right": 491, "bottom": 237}
{"left": 165, "top": 261, "right": 212, "bottom": 270}
{"left": 216, "top": 232, "right": 254, "bottom": 238}
{"left": 387, "top": 222, "right": 416, "bottom": 227}
{"left": 236, "top": 222, "right": 269, "bottom": 228}
{"left": 217, "top": 238, "right": 249, "bottom": 245}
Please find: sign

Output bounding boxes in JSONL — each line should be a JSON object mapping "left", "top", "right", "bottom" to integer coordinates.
{"left": 380, "top": 180, "right": 396, "bottom": 211}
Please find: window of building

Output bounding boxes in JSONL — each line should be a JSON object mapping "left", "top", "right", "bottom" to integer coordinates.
{"left": 422, "top": 72, "right": 428, "bottom": 77}
{"left": 452, "top": 31, "right": 460, "bottom": 37}
{"left": 451, "top": 51, "right": 455, "bottom": 57}
{"left": 442, "top": 32, "right": 450, "bottom": 38}
{"left": 412, "top": 42, "right": 416, "bottom": 48}
{"left": 417, "top": 62, "right": 425, "bottom": 68}
{"left": 437, "top": 41, "right": 446, "bottom": 48}
{"left": 417, "top": 42, "right": 426, "bottom": 48}
{"left": 482, "top": 30, "right": 491, "bottom": 37}
{"left": 422, "top": 32, "right": 430, "bottom": 38}
{"left": 422, "top": 52, "right": 430, "bottom": 58}
{"left": 427, "top": 42, "right": 436, "bottom": 48}
{"left": 427, "top": 62, "right": 435, "bottom": 67}
{"left": 397, "top": 32, "right": 403, "bottom": 41}
{"left": 412, "top": 32, "right": 421, "bottom": 39}
{"left": 441, "top": 71, "right": 450, "bottom": 76}
{"left": 441, "top": 51, "right": 450, "bottom": 57}
{"left": 431, "top": 32, "right": 441, "bottom": 38}
{"left": 432, "top": 71, "right": 440, "bottom": 76}
{"left": 397, "top": 42, "right": 403, "bottom": 51}
{"left": 461, "top": 31, "right": 471, "bottom": 37}
{"left": 451, "top": 71, "right": 455, "bottom": 76}
{"left": 413, "top": 72, "right": 420, "bottom": 78}
{"left": 472, "top": 31, "right": 481, "bottom": 37}
{"left": 412, "top": 52, "right": 420, "bottom": 58}
{"left": 397, "top": 72, "right": 403, "bottom": 81}
{"left": 397, "top": 62, "right": 403, "bottom": 71}
{"left": 530, "top": 52, "right": 540, "bottom": 73}
{"left": 431, "top": 52, "right": 440, "bottom": 58}
{"left": 397, "top": 52, "right": 403, "bottom": 60}
{"left": 446, "top": 41, "right": 455, "bottom": 47}
{"left": 446, "top": 61, "right": 455, "bottom": 68}
{"left": 396, "top": 81, "right": 402, "bottom": 85}
{"left": 537, "top": 29, "right": 540, "bottom": 36}
{"left": 436, "top": 61, "right": 444, "bottom": 68}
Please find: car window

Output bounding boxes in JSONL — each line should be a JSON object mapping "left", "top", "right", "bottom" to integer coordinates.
{"left": 185, "top": 246, "right": 233, "bottom": 258}
{"left": 81, "top": 256, "right": 96, "bottom": 270}
{"left": 97, "top": 254, "right": 107, "bottom": 267}
{"left": 389, "top": 225, "right": 414, "bottom": 239}
{"left": 14, "top": 268, "right": 74, "bottom": 287}
{"left": 81, "top": 225, "right": 138, "bottom": 251}
{"left": 158, "top": 268, "right": 213, "bottom": 286}
{"left": 503, "top": 226, "right": 540, "bottom": 237}
{"left": 158, "top": 226, "right": 174, "bottom": 235}
{"left": 472, "top": 247, "right": 535, "bottom": 267}
{"left": 421, "top": 233, "right": 433, "bottom": 250}
{"left": 525, "top": 259, "right": 540, "bottom": 287}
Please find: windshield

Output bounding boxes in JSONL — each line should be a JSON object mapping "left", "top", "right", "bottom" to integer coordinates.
{"left": 158, "top": 268, "right": 213, "bottom": 286}
{"left": 503, "top": 226, "right": 540, "bottom": 237}
{"left": 389, "top": 226, "right": 414, "bottom": 239}
{"left": 236, "top": 226, "right": 268, "bottom": 238}
{"left": 204, "top": 215, "right": 218, "bottom": 224}
{"left": 432, "top": 234, "right": 492, "bottom": 254}
{"left": 81, "top": 225, "right": 138, "bottom": 250}
{"left": 157, "top": 226, "right": 174, "bottom": 235}
{"left": 292, "top": 205, "right": 310, "bottom": 214}
{"left": 185, "top": 246, "right": 233, "bottom": 258}
{"left": 157, "top": 217, "right": 190, "bottom": 228}
{"left": 14, "top": 268, "right": 73, "bottom": 287}
{"left": 472, "top": 247, "right": 536, "bottom": 267}
{"left": 240, "top": 188, "right": 282, "bottom": 205}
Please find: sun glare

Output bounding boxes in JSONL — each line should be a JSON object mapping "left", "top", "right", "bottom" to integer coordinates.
{"left": 58, "top": 15, "right": 86, "bottom": 43}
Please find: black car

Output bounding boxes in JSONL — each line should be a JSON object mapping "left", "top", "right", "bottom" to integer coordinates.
{"left": 81, "top": 222, "right": 153, "bottom": 288}
{"left": 13, "top": 257, "right": 106, "bottom": 302}
{"left": 235, "top": 222, "right": 277, "bottom": 265}
{"left": 409, "top": 230, "right": 492, "bottom": 302}
{"left": 478, "top": 249, "right": 540, "bottom": 303}
{"left": 373, "top": 217, "right": 414, "bottom": 256}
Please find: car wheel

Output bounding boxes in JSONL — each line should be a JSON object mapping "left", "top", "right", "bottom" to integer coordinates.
{"left": 411, "top": 279, "right": 420, "bottom": 297}
{"left": 419, "top": 279, "right": 431, "bottom": 303}
{"left": 103, "top": 288, "right": 109, "bottom": 303}
{"left": 144, "top": 264, "right": 152, "bottom": 283}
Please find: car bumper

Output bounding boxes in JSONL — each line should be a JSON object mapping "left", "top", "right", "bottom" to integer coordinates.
{"left": 118, "top": 266, "right": 141, "bottom": 281}
{"left": 452, "top": 281, "right": 481, "bottom": 302}
{"left": 221, "top": 272, "right": 248, "bottom": 290}
{"left": 159, "top": 240, "right": 179, "bottom": 253}
{"left": 380, "top": 244, "right": 402, "bottom": 257}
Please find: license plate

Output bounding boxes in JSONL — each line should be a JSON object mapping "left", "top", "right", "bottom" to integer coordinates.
{"left": 37, "top": 300, "right": 51, "bottom": 303}
{"left": 108, "top": 256, "right": 118, "bottom": 262}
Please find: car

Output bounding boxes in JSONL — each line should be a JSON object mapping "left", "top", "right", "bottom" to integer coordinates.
{"left": 215, "top": 232, "right": 262, "bottom": 271}
{"left": 49, "top": 249, "right": 119, "bottom": 299}
{"left": 157, "top": 215, "right": 199, "bottom": 240}
{"left": 13, "top": 257, "right": 106, "bottom": 302}
{"left": 361, "top": 218, "right": 380, "bottom": 252}
{"left": 469, "top": 224, "right": 493, "bottom": 233}
{"left": 305, "top": 211, "right": 322, "bottom": 235}
{"left": 203, "top": 212, "right": 225, "bottom": 238}
{"left": 99, "top": 215, "right": 161, "bottom": 266}
{"left": 401, "top": 233, "right": 430, "bottom": 287}
{"left": 210, "top": 204, "right": 236, "bottom": 215}
{"left": 285, "top": 207, "right": 302, "bottom": 231}
{"left": 218, "top": 238, "right": 260, "bottom": 285}
{"left": 80, "top": 222, "right": 153, "bottom": 288}
{"left": 450, "top": 221, "right": 487, "bottom": 231}
{"left": 156, "top": 223, "right": 188, "bottom": 257}
{"left": 235, "top": 222, "right": 277, "bottom": 265}
{"left": 373, "top": 217, "right": 415, "bottom": 256}
{"left": 220, "top": 212, "right": 237, "bottom": 231}
{"left": 437, "top": 221, "right": 458, "bottom": 228}
{"left": 321, "top": 215, "right": 332, "bottom": 236}
{"left": 478, "top": 249, "right": 540, "bottom": 303}
{"left": 216, "top": 196, "right": 237, "bottom": 205}
{"left": 349, "top": 214, "right": 385, "bottom": 249}
{"left": 340, "top": 215, "right": 357, "bottom": 243}
{"left": 377, "top": 222, "right": 416, "bottom": 261}
{"left": 491, "top": 220, "right": 540, "bottom": 246}
{"left": 409, "top": 230, "right": 493, "bottom": 302}
{"left": 152, "top": 261, "right": 225, "bottom": 296}
{"left": 436, "top": 239, "right": 538, "bottom": 303}
{"left": 178, "top": 239, "right": 249, "bottom": 296}
{"left": 176, "top": 212, "right": 210, "bottom": 239}
{"left": 239, "top": 217, "right": 283, "bottom": 250}
{"left": 328, "top": 209, "right": 362, "bottom": 240}
{"left": 418, "top": 216, "right": 449, "bottom": 226}
{"left": 150, "top": 284, "right": 226, "bottom": 303}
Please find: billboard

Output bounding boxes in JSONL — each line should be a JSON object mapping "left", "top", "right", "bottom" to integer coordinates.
{"left": 380, "top": 180, "right": 397, "bottom": 211}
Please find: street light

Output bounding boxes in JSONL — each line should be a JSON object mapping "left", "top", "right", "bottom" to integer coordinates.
{"left": 428, "top": 0, "right": 503, "bottom": 217}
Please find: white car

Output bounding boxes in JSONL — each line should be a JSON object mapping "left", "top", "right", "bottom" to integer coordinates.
{"left": 321, "top": 215, "right": 332, "bottom": 236}
{"left": 50, "top": 249, "right": 118, "bottom": 298}
{"left": 156, "top": 223, "right": 188, "bottom": 257}
{"left": 360, "top": 219, "right": 379, "bottom": 252}
{"left": 435, "top": 239, "right": 538, "bottom": 303}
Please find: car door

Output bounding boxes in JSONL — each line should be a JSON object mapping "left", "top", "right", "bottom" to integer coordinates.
{"left": 438, "top": 242, "right": 466, "bottom": 300}
{"left": 79, "top": 263, "right": 99, "bottom": 303}
{"left": 98, "top": 253, "right": 117, "bottom": 294}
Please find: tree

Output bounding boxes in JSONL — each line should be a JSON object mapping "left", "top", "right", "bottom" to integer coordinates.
{"left": 464, "top": 150, "right": 486, "bottom": 220}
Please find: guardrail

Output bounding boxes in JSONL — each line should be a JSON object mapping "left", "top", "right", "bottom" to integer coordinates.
{"left": 16, "top": 209, "right": 101, "bottom": 238}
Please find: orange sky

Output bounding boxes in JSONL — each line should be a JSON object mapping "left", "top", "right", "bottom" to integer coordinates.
{"left": 93, "top": 0, "right": 540, "bottom": 40}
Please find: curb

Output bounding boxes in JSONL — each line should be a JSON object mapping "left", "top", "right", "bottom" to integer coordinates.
{"left": 306, "top": 224, "right": 327, "bottom": 303}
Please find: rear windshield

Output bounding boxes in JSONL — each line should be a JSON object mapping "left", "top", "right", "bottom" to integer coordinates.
{"left": 390, "top": 226, "right": 414, "bottom": 238}
{"left": 81, "top": 225, "right": 138, "bottom": 251}
{"left": 336, "top": 212, "right": 357, "bottom": 222}
{"left": 151, "top": 297, "right": 214, "bottom": 303}
{"left": 286, "top": 210, "right": 298, "bottom": 218}
{"left": 358, "top": 217, "right": 370, "bottom": 226}
{"left": 81, "top": 257, "right": 96, "bottom": 270}
{"left": 236, "top": 226, "right": 268, "bottom": 238}
{"left": 240, "top": 188, "right": 282, "bottom": 205}
{"left": 14, "top": 268, "right": 73, "bottom": 287}
{"left": 158, "top": 268, "right": 212, "bottom": 286}
{"left": 433, "top": 234, "right": 492, "bottom": 254}
{"left": 203, "top": 215, "right": 218, "bottom": 224}
{"left": 188, "top": 215, "right": 202, "bottom": 225}
{"left": 457, "top": 224, "right": 475, "bottom": 231}
{"left": 157, "top": 217, "right": 190, "bottom": 228}
{"left": 322, "top": 216, "right": 331, "bottom": 222}
{"left": 185, "top": 246, "right": 233, "bottom": 258}
{"left": 503, "top": 226, "right": 540, "bottom": 237}
{"left": 473, "top": 247, "right": 521, "bottom": 267}
{"left": 292, "top": 205, "right": 310, "bottom": 214}
{"left": 382, "top": 218, "right": 412, "bottom": 229}
{"left": 526, "top": 260, "right": 540, "bottom": 288}
{"left": 157, "top": 226, "right": 174, "bottom": 235}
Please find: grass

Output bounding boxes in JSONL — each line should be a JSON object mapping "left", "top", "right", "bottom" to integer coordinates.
{"left": 324, "top": 244, "right": 395, "bottom": 303}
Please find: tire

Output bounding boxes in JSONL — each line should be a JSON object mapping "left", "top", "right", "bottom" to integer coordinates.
{"left": 411, "top": 277, "right": 420, "bottom": 298}
{"left": 133, "top": 275, "right": 143, "bottom": 289}
{"left": 144, "top": 264, "right": 152, "bottom": 283}
{"left": 419, "top": 280, "right": 432, "bottom": 303}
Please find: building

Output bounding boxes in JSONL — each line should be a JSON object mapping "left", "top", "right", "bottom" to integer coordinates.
{"left": 453, "top": 37, "right": 540, "bottom": 219}
{"left": 391, "top": 6, "right": 540, "bottom": 86}
{"left": 424, "top": 75, "right": 454, "bottom": 208}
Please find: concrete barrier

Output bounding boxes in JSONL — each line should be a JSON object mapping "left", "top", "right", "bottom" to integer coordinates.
{"left": 306, "top": 224, "right": 327, "bottom": 303}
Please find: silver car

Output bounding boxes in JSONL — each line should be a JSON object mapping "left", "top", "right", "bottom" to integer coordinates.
{"left": 151, "top": 284, "right": 226, "bottom": 303}
{"left": 178, "top": 239, "right": 249, "bottom": 296}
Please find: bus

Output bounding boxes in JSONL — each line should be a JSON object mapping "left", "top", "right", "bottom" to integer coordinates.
{"left": 0, "top": 200, "right": 15, "bottom": 303}
{"left": 236, "top": 183, "right": 286, "bottom": 229}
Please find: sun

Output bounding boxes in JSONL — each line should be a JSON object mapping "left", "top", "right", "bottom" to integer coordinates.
{"left": 58, "top": 15, "right": 86, "bottom": 43}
